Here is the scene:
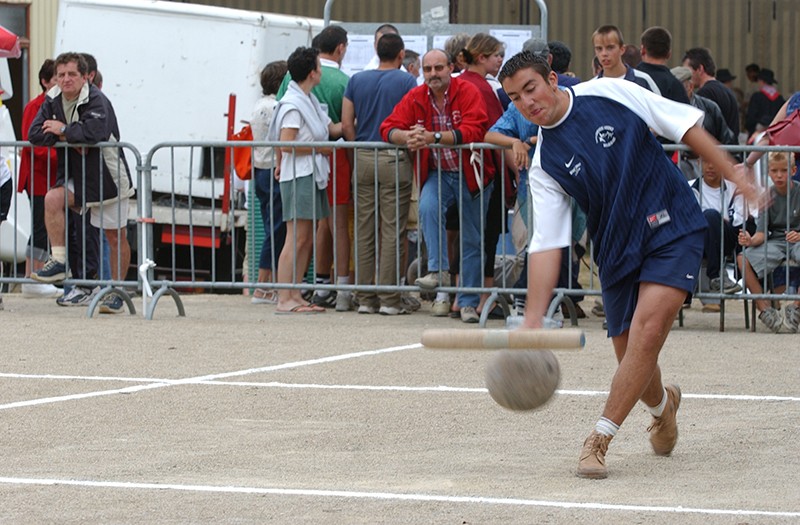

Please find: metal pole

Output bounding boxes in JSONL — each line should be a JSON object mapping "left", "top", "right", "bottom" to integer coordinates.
{"left": 533, "top": 0, "right": 548, "bottom": 41}
{"left": 324, "top": 0, "right": 335, "bottom": 27}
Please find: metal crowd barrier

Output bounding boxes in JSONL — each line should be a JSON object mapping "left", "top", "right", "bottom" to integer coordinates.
{"left": 0, "top": 140, "right": 143, "bottom": 317}
{"left": 2, "top": 138, "right": 799, "bottom": 329}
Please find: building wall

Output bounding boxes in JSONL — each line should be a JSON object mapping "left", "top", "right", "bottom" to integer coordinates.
{"left": 184, "top": 0, "right": 795, "bottom": 97}
{"left": 3, "top": 0, "right": 58, "bottom": 101}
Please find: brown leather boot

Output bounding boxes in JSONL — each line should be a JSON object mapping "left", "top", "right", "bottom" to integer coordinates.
{"left": 577, "top": 430, "right": 613, "bottom": 479}
{"left": 648, "top": 384, "right": 682, "bottom": 456}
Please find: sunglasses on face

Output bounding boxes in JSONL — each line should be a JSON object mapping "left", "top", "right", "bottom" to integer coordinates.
{"left": 423, "top": 64, "right": 447, "bottom": 73}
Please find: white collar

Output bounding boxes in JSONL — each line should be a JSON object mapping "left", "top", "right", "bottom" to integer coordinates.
{"left": 542, "top": 88, "right": 574, "bottom": 129}
{"left": 320, "top": 57, "right": 340, "bottom": 70}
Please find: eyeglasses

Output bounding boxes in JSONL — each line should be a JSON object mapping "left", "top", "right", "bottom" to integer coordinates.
{"left": 422, "top": 64, "right": 447, "bottom": 73}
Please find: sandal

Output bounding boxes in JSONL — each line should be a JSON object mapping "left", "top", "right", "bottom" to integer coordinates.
{"left": 252, "top": 289, "right": 278, "bottom": 305}
{"left": 275, "top": 304, "right": 326, "bottom": 314}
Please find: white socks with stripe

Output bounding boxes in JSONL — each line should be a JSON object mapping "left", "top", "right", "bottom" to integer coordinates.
{"left": 595, "top": 417, "right": 619, "bottom": 437}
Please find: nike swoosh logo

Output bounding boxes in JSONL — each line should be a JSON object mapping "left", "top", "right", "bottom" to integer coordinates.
{"left": 565, "top": 155, "right": 575, "bottom": 168}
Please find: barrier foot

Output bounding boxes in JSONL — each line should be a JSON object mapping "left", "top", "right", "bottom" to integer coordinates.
{"left": 145, "top": 286, "right": 185, "bottom": 320}
{"left": 478, "top": 292, "right": 511, "bottom": 328}
{"left": 86, "top": 287, "right": 136, "bottom": 318}
{"left": 546, "top": 293, "right": 579, "bottom": 327}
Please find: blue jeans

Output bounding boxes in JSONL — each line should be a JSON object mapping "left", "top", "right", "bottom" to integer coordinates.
{"left": 419, "top": 171, "right": 492, "bottom": 308}
{"left": 254, "top": 168, "right": 286, "bottom": 272}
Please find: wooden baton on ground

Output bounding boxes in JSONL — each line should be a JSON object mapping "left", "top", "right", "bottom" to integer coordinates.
{"left": 421, "top": 328, "right": 585, "bottom": 350}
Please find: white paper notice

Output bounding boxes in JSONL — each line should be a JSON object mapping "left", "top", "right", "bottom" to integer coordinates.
{"left": 432, "top": 35, "right": 451, "bottom": 51}
{"left": 341, "top": 34, "right": 373, "bottom": 77}
{"left": 490, "top": 29, "right": 532, "bottom": 67}
{"left": 402, "top": 35, "right": 428, "bottom": 57}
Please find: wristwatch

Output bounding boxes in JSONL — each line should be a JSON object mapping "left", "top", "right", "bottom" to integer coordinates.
{"left": 433, "top": 131, "right": 442, "bottom": 144}
{"left": 60, "top": 125, "right": 66, "bottom": 134}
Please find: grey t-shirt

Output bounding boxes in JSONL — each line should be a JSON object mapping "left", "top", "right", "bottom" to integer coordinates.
{"left": 757, "top": 183, "right": 800, "bottom": 241}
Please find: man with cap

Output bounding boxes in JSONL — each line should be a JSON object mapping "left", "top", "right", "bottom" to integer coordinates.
{"left": 745, "top": 68, "right": 785, "bottom": 138}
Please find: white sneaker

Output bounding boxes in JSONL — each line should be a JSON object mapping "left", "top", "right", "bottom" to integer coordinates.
{"left": 22, "top": 283, "right": 64, "bottom": 299}
{"left": 358, "top": 304, "right": 377, "bottom": 314}
{"left": 57, "top": 286, "right": 100, "bottom": 307}
{"left": 336, "top": 291, "right": 353, "bottom": 312}
{"left": 379, "top": 305, "right": 409, "bottom": 316}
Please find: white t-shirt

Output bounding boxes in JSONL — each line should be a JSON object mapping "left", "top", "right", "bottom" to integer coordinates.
{"left": 250, "top": 94, "right": 277, "bottom": 170}
{"left": 693, "top": 178, "right": 744, "bottom": 227}
{"left": 278, "top": 109, "right": 332, "bottom": 183}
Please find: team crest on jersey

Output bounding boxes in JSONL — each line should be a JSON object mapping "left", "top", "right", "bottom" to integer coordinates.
{"left": 595, "top": 125, "right": 616, "bottom": 148}
{"left": 451, "top": 110, "right": 462, "bottom": 125}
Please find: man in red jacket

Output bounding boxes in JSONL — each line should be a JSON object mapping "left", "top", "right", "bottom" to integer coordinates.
{"left": 380, "top": 49, "right": 490, "bottom": 323}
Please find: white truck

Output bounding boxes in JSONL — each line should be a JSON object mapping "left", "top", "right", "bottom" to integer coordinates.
{"left": 52, "top": 0, "right": 324, "bottom": 280}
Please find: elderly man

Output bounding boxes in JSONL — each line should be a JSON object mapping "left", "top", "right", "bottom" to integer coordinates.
{"left": 380, "top": 49, "right": 491, "bottom": 323}
{"left": 28, "top": 52, "right": 134, "bottom": 314}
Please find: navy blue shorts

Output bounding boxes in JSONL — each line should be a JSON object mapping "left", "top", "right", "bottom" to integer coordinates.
{"left": 602, "top": 231, "right": 704, "bottom": 338}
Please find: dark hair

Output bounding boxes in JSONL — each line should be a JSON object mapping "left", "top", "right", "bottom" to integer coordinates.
{"left": 621, "top": 45, "right": 641, "bottom": 67}
{"left": 260, "top": 60, "right": 288, "bottom": 96}
{"left": 287, "top": 46, "right": 319, "bottom": 83}
{"left": 498, "top": 50, "right": 551, "bottom": 84}
{"left": 592, "top": 25, "right": 624, "bottom": 47}
{"left": 682, "top": 47, "right": 716, "bottom": 77}
{"left": 745, "top": 63, "right": 760, "bottom": 74}
{"left": 94, "top": 70, "right": 103, "bottom": 87}
{"left": 377, "top": 33, "right": 404, "bottom": 62}
{"left": 640, "top": 27, "right": 672, "bottom": 59}
{"left": 313, "top": 25, "right": 348, "bottom": 55}
{"left": 80, "top": 53, "right": 97, "bottom": 75}
{"left": 402, "top": 49, "right": 419, "bottom": 69}
{"left": 548, "top": 41, "right": 572, "bottom": 74}
{"left": 38, "top": 59, "right": 55, "bottom": 92}
{"left": 54, "top": 52, "right": 88, "bottom": 76}
{"left": 374, "top": 24, "right": 399, "bottom": 38}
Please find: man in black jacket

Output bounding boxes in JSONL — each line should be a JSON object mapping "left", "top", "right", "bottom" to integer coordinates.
{"left": 29, "top": 52, "right": 134, "bottom": 313}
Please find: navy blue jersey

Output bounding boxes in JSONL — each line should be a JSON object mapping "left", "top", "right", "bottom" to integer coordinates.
{"left": 529, "top": 78, "right": 706, "bottom": 287}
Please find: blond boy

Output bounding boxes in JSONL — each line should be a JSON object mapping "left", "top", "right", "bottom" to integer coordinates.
{"left": 738, "top": 151, "right": 800, "bottom": 332}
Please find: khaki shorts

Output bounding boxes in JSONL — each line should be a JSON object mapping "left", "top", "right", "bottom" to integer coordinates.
{"left": 67, "top": 179, "right": 130, "bottom": 230}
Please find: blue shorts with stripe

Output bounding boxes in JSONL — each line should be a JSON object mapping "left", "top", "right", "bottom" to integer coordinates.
{"left": 602, "top": 231, "right": 704, "bottom": 338}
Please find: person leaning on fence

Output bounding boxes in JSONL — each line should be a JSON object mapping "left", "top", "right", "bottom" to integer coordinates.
{"left": 380, "top": 49, "right": 491, "bottom": 324}
{"left": 18, "top": 58, "right": 62, "bottom": 300}
{"left": 737, "top": 151, "right": 800, "bottom": 333}
{"left": 268, "top": 46, "right": 343, "bottom": 314}
{"left": 250, "top": 60, "right": 288, "bottom": 306}
{"left": 499, "top": 51, "right": 763, "bottom": 479}
{"left": 341, "top": 33, "right": 417, "bottom": 315}
{"left": 28, "top": 52, "right": 134, "bottom": 314}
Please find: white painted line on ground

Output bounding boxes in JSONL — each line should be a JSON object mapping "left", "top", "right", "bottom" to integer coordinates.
{"left": 0, "top": 476, "right": 797, "bottom": 517}
{"left": 0, "top": 343, "right": 423, "bottom": 411}
{"left": 200, "top": 382, "right": 800, "bottom": 402}
{"left": 0, "top": 383, "right": 171, "bottom": 410}
{"left": 0, "top": 373, "right": 171, "bottom": 383}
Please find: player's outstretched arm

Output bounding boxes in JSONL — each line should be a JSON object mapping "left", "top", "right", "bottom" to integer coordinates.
{"left": 520, "top": 248, "right": 562, "bottom": 329}
{"left": 681, "top": 125, "right": 762, "bottom": 205}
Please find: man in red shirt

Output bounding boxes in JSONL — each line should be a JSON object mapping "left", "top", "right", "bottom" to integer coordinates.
{"left": 380, "top": 49, "right": 490, "bottom": 323}
{"left": 19, "top": 59, "right": 61, "bottom": 299}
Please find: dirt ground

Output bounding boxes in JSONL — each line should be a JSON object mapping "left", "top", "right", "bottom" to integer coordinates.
{"left": 0, "top": 292, "right": 798, "bottom": 524}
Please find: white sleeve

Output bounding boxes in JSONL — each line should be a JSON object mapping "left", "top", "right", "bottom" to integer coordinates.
{"left": 281, "top": 109, "right": 302, "bottom": 130}
{"left": 575, "top": 78, "right": 703, "bottom": 143}
{"left": 527, "top": 140, "right": 572, "bottom": 254}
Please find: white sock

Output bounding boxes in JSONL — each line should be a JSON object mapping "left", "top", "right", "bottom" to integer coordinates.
{"left": 595, "top": 417, "right": 619, "bottom": 437}
{"left": 648, "top": 388, "right": 668, "bottom": 418}
{"left": 316, "top": 275, "right": 331, "bottom": 297}
{"left": 336, "top": 276, "right": 351, "bottom": 296}
{"left": 52, "top": 246, "right": 67, "bottom": 264}
{"left": 436, "top": 292, "right": 449, "bottom": 302}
